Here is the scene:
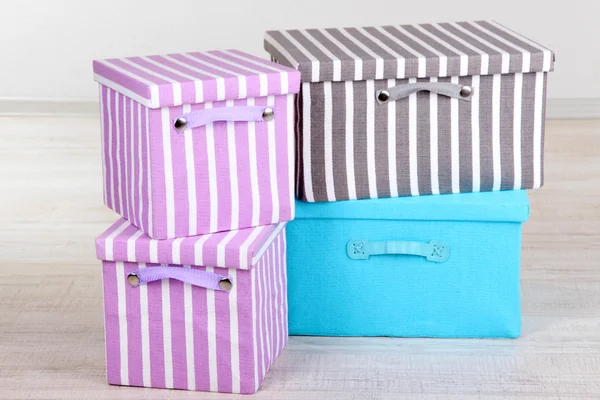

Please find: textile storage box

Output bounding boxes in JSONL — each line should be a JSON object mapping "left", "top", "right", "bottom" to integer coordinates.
{"left": 96, "top": 219, "right": 288, "bottom": 394}
{"left": 264, "top": 21, "right": 554, "bottom": 202}
{"left": 286, "top": 190, "right": 529, "bottom": 338}
{"left": 93, "top": 50, "right": 300, "bottom": 239}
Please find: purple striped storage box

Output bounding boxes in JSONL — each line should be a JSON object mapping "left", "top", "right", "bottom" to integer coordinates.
{"left": 96, "top": 219, "right": 288, "bottom": 394}
{"left": 93, "top": 50, "right": 301, "bottom": 239}
{"left": 264, "top": 21, "right": 555, "bottom": 202}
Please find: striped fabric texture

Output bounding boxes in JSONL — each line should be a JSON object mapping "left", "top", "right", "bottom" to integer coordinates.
{"left": 264, "top": 21, "right": 554, "bottom": 202}
{"left": 99, "top": 220, "right": 287, "bottom": 394}
{"left": 95, "top": 50, "right": 300, "bottom": 239}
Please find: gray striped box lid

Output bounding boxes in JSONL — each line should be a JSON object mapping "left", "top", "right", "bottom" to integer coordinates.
{"left": 264, "top": 20, "right": 555, "bottom": 83}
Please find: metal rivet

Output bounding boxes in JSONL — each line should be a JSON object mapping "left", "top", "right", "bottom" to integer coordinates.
{"left": 174, "top": 117, "right": 187, "bottom": 131}
{"left": 127, "top": 274, "right": 140, "bottom": 287}
{"left": 262, "top": 107, "right": 275, "bottom": 121}
{"left": 460, "top": 86, "right": 473, "bottom": 98}
{"left": 219, "top": 278, "right": 233, "bottom": 291}
{"left": 377, "top": 90, "right": 390, "bottom": 104}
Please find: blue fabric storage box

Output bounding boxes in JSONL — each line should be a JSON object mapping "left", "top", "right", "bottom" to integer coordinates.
{"left": 286, "top": 190, "right": 529, "bottom": 338}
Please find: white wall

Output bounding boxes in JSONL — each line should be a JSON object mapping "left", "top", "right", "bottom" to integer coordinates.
{"left": 0, "top": 0, "right": 595, "bottom": 101}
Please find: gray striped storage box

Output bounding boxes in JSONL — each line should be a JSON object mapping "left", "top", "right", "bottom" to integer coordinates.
{"left": 264, "top": 21, "right": 555, "bottom": 202}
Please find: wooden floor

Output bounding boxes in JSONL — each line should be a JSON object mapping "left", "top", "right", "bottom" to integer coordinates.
{"left": 0, "top": 117, "right": 599, "bottom": 400}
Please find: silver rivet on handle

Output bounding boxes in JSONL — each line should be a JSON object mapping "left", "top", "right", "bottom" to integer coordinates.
{"left": 127, "top": 273, "right": 140, "bottom": 287}
{"left": 459, "top": 86, "right": 473, "bottom": 98}
{"left": 262, "top": 107, "right": 275, "bottom": 121}
{"left": 376, "top": 90, "right": 390, "bottom": 104}
{"left": 174, "top": 117, "right": 187, "bottom": 131}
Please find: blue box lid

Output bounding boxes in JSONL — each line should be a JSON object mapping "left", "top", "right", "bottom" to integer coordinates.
{"left": 295, "top": 190, "right": 530, "bottom": 223}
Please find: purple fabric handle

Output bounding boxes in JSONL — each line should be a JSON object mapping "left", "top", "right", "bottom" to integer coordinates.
{"left": 128, "top": 267, "right": 232, "bottom": 292}
{"left": 175, "top": 106, "right": 270, "bottom": 130}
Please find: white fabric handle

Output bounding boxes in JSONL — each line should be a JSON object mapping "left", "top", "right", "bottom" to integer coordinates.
{"left": 377, "top": 82, "right": 474, "bottom": 104}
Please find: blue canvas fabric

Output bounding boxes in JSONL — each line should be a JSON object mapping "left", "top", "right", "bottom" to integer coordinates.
{"left": 287, "top": 191, "right": 529, "bottom": 338}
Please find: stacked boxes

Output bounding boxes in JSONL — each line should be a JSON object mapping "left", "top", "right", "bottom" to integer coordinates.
{"left": 93, "top": 20, "right": 554, "bottom": 394}
{"left": 264, "top": 21, "right": 553, "bottom": 338}
{"left": 93, "top": 50, "right": 300, "bottom": 393}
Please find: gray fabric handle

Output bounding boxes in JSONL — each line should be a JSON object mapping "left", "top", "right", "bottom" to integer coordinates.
{"left": 376, "top": 82, "right": 474, "bottom": 104}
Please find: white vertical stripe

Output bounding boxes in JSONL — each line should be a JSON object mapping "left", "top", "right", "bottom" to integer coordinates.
{"left": 99, "top": 87, "right": 107, "bottom": 205}
{"left": 317, "top": 28, "right": 363, "bottom": 81}
{"left": 183, "top": 264, "right": 195, "bottom": 390}
{"left": 205, "top": 102, "right": 218, "bottom": 233}
{"left": 449, "top": 22, "right": 510, "bottom": 74}
{"left": 278, "top": 31, "right": 320, "bottom": 81}
{"left": 115, "top": 94, "right": 124, "bottom": 214}
{"left": 470, "top": 21, "right": 531, "bottom": 73}
{"left": 182, "top": 104, "right": 197, "bottom": 236}
{"left": 106, "top": 88, "right": 115, "bottom": 210}
{"left": 450, "top": 76, "right": 460, "bottom": 193}
{"left": 104, "top": 221, "right": 129, "bottom": 260}
{"left": 247, "top": 97, "right": 261, "bottom": 224}
{"left": 431, "top": 23, "right": 490, "bottom": 76}
{"left": 414, "top": 24, "right": 469, "bottom": 76}
{"left": 337, "top": 29, "right": 384, "bottom": 79}
{"left": 171, "top": 237, "right": 184, "bottom": 265}
{"left": 229, "top": 267, "right": 240, "bottom": 393}
{"left": 123, "top": 97, "right": 130, "bottom": 220}
{"left": 394, "top": 25, "right": 448, "bottom": 77}
{"left": 533, "top": 72, "right": 544, "bottom": 188}
{"left": 492, "top": 74, "right": 502, "bottom": 191}
{"left": 387, "top": 79, "right": 398, "bottom": 198}
{"left": 299, "top": 30, "right": 341, "bottom": 81}
{"left": 226, "top": 100, "right": 240, "bottom": 231}
{"left": 193, "top": 234, "right": 212, "bottom": 266}
{"left": 258, "top": 74, "right": 268, "bottom": 98}
{"left": 276, "top": 235, "right": 285, "bottom": 351}
{"left": 139, "top": 262, "right": 151, "bottom": 387}
{"left": 149, "top": 240, "right": 158, "bottom": 263}
{"left": 161, "top": 108, "right": 176, "bottom": 238}
{"left": 513, "top": 73, "right": 523, "bottom": 190}
{"left": 430, "top": 77, "right": 440, "bottom": 195}
{"left": 264, "top": 246, "right": 272, "bottom": 368}
{"left": 129, "top": 98, "right": 136, "bottom": 226}
{"left": 356, "top": 27, "right": 408, "bottom": 79}
{"left": 271, "top": 245, "right": 280, "bottom": 356}
{"left": 162, "top": 277, "right": 173, "bottom": 388}
{"left": 286, "top": 94, "right": 295, "bottom": 217}
{"left": 120, "top": 58, "right": 182, "bottom": 106}
{"left": 366, "top": 80, "right": 377, "bottom": 198}
{"left": 408, "top": 78, "right": 419, "bottom": 196}
{"left": 301, "top": 83, "right": 315, "bottom": 201}
{"left": 251, "top": 265, "right": 259, "bottom": 391}
{"left": 259, "top": 252, "right": 267, "bottom": 377}
{"left": 323, "top": 82, "right": 336, "bottom": 201}
{"left": 472, "top": 75, "right": 481, "bottom": 192}
{"left": 127, "top": 230, "right": 144, "bottom": 261}
{"left": 115, "top": 261, "right": 129, "bottom": 385}
{"left": 267, "top": 95, "right": 280, "bottom": 222}
{"left": 373, "top": 26, "right": 427, "bottom": 78}
{"left": 345, "top": 81, "right": 357, "bottom": 200}
{"left": 206, "top": 265, "right": 218, "bottom": 392}
{"left": 145, "top": 108, "right": 153, "bottom": 236}
{"left": 137, "top": 103, "right": 144, "bottom": 232}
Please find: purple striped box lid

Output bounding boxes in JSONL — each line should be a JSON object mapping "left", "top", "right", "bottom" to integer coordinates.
{"left": 93, "top": 49, "right": 301, "bottom": 109}
{"left": 264, "top": 20, "right": 555, "bottom": 83}
{"left": 95, "top": 218, "right": 286, "bottom": 270}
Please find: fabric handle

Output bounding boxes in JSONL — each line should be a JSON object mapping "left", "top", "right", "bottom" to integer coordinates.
{"left": 173, "top": 105, "right": 274, "bottom": 131}
{"left": 347, "top": 239, "right": 450, "bottom": 263}
{"left": 127, "top": 266, "right": 233, "bottom": 292}
{"left": 376, "top": 82, "right": 474, "bottom": 104}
